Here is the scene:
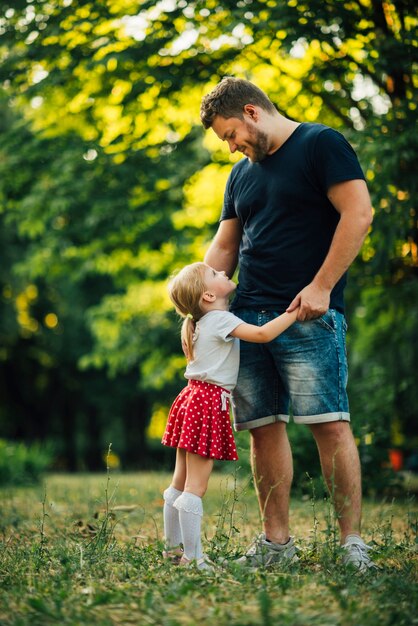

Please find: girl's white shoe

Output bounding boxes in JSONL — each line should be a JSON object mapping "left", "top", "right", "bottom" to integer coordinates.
{"left": 179, "top": 554, "right": 214, "bottom": 572}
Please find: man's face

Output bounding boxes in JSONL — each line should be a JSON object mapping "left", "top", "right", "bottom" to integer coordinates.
{"left": 211, "top": 114, "right": 270, "bottom": 162}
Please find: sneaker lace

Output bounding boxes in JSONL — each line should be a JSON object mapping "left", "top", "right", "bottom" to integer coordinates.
{"left": 347, "top": 541, "right": 373, "bottom": 564}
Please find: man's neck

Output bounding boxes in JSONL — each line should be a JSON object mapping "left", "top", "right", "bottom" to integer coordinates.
{"left": 268, "top": 115, "right": 300, "bottom": 154}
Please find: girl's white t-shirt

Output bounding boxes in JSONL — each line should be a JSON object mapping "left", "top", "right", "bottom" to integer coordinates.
{"left": 184, "top": 310, "right": 244, "bottom": 391}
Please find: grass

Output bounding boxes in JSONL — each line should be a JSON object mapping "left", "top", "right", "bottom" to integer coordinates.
{"left": 0, "top": 467, "right": 417, "bottom": 626}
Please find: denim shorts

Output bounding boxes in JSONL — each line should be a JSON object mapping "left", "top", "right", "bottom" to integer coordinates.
{"left": 232, "top": 308, "right": 350, "bottom": 429}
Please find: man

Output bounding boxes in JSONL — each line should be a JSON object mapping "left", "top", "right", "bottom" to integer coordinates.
{"left": 200, "top": 77, "right": 375, "bottom": 571}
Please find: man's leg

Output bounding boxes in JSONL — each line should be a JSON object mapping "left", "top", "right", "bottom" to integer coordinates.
{"left": 309, "top": 421, "right": 362, "bottom": 541}
{"left": 250, "top": 421, "right": 293, "bottom": 544}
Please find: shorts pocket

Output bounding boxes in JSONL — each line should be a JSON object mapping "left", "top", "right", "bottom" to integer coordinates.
{"left": 315, "top": 309, "right": 335, "bottom": 333}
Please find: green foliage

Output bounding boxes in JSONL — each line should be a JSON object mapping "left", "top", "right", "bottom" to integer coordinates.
{"left": 0, "top": 0, "right": 416, "bottom": 471}
{"left": 346, "top": 279, "right": 418, "bottom": 488}
{"left": 0, "top": 439, "right": 52, "bottom": 486}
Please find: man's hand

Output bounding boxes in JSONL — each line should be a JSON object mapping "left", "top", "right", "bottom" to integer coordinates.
{"left": 286, "top": 282, "right": 331, "bottom": 321}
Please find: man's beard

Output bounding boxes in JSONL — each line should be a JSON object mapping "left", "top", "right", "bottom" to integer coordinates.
{"left": 243, "top": 121, "right": 270, "bottom": 162}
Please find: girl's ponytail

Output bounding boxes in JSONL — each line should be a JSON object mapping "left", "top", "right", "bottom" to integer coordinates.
{"left": 167, "top": 262, "right": 207, "bottom": 362}
{"left": 181, "top": 317, "right": 195, "bottom": 362}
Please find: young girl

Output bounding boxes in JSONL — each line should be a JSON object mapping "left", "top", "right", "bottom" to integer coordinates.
{"left": 161, "top": 262, "right": 298, "bottom": 570}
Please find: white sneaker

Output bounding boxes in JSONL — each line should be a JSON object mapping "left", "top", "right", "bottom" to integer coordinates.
{"left": 235, "top": 533, "right": 299, "bottom": 568}
{"left": 179, "top": 554, "right": 215, "bottom": 572}
{"left": 342, "top": 535, "right": 378, "bottom": 572}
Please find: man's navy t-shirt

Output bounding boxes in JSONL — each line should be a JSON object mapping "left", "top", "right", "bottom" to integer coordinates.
{"left": 221, "top": 123, "right": 366, "bottom": 314}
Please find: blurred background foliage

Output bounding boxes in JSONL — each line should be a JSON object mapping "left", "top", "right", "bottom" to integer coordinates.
{"left": 0, "top": 0, "right": 416, "bottom": 492}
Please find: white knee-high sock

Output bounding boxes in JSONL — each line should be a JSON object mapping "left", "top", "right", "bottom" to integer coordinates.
{"left": 173, "top": 492, "right": 203, "bottom": 561}
{"left": 163, "top": 486, "right": 183, "bottom": 548}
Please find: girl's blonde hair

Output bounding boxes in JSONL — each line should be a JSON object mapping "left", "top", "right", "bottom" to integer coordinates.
{"left": 168, "top": 262, "right": 208, "bottom": 361}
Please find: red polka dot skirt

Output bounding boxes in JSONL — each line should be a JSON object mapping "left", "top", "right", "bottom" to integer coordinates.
{"left": 162, "top": 379, "right": 238, "bottom": 461}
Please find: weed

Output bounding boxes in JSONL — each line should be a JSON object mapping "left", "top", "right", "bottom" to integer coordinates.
{"left": 208, "top": 467, "right": 251, "bottom": 560}
{"left": 84, "top": 445, "right": 119, "bottom": 562}
{"left": 33, "top": 490, "right": 50, "bottom": 571}
{"left": 305, "top": 472, "right": 320, "bottom": 562}
{"left": 404, "top": 495, "right": 417, "bottom": 548}
{"left": 257, "top": 588, "right": 272, "bottom": 626}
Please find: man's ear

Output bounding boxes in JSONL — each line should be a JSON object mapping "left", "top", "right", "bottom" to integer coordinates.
{"left": 202, "top": 291, "right": 216, "bottom": 303}
{"left": 243, "top": 104, "right": 258, "bottom": 121}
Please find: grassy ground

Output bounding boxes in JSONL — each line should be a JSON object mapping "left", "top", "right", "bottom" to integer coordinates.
{"left": 0, "top": 468, "right": 417, "bottom": 626}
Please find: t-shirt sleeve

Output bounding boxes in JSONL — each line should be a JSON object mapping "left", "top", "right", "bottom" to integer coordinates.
{"left": 220, "top": 172, "right": 237, "bottom": 221}
{"left": 212, "top": 311, "right": 244, "bottom": 341}
{"left": 312, "top": 128, "right": 365, "bottom": 192}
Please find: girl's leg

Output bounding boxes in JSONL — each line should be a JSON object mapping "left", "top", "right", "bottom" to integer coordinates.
{"left": 172, "top": 447, "right": 187, "bottom": 491}
{"left": 163, "top": 448, "right": 186, "bottom": 555}
{"left": 184, "top": 451, "right": 214, "bottom": 497}
{"left": 174, "top": 452, "right": 213, "bottom": 563}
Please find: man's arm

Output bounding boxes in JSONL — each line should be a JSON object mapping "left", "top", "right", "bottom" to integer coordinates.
{"left": 287, "top": 179, "right": 373, "bottom": 321}
{"left": 204, "top": 217, "right": 242, "bottom": 277}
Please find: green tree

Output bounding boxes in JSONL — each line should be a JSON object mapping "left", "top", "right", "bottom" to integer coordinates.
{"left": 0, "top": 1, "right": 416, "bottom": 474}
{"left": 0, "top": 1, "right": 216, "bottom": 468}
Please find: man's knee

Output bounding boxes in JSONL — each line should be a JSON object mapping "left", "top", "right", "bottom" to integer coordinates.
{"left": 310, "top": 423, "right": 360, "bottom": 469}
{"left": 310, "top": 420, "right": 352, "bottom": 444}
{"left": 250, "top": 421, "right": 286, "bottom": 441}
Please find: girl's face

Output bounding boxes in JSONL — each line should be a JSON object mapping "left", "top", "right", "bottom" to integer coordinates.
{"left": 204, "top": 265, "right": 236, "bottom": 298}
